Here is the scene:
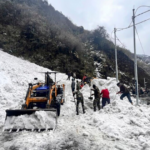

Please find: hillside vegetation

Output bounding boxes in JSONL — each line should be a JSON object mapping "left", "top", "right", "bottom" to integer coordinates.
{"left": 0, "top": 0, "right": 150, "bottom": 87}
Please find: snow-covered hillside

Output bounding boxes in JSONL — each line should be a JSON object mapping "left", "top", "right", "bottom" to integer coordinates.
{"left": 1, "top": 50, "right": 150, "bottom": 150}
{"left": 137, "top": 54, "right": 150, "bottom": 65}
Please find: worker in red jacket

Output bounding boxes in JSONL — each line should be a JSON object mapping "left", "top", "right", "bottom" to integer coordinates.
{"left": 100, "top": 88, "right": 110, "bottom": 108}
{"left": 82, "top": 75, "right": 87, "bottom": 82}
{"left": 80, "top": 82, "right": 84, "bottom": 89}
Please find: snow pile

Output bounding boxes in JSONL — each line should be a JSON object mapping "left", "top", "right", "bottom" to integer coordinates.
{"left": 91, "top": 77, "right": 119, "bottom": 100}
{"left": 85, "top": 99, "right": 150, "bottom": 149}
{"left": 4, "top": 111, "right": 56, "bottom": 130}
{"left": 1, "top": 49, "right": 150, "bottom": 150}
{"left": 0, "top": 49, "right": 67, "bottom": 130}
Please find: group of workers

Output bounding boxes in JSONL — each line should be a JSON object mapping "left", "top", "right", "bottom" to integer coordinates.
{"left": 71, "top": 79, "right": 133, "bottom": 115}
{"left": 71, "top": 79, "right": 84, "bottom": 93}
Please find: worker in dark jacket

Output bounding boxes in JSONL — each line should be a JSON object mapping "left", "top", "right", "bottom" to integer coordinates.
{"left": 67, "top": 72, "right": 71, "bottom": 80}
{"left": 91, "top": 84, "right": 101, "bottom": 111}
{"left": 76, "top": 80, "right": 80, "bottom": 91}
{"left": 57, "top": 85, "right": 63, "bottom": 94}
{"left": 117, "top": 83, "right": 133, "bottom": 104}
{"left": 73, "top": 90, "right": 85, "bottom": 115}
{"left": 71, "top": 79, "right": 75, "bottom": 93}
{"left": 100, "top": 88, "right": 110, "bottom": 108}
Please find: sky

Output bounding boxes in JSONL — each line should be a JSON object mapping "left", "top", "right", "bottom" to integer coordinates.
{"left": 47, "top": 0, "right": 150, "bottom": 56}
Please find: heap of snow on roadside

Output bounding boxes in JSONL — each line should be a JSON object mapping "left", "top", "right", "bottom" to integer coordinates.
{"left": 0, "top": 49, "right": 67, "bottom": 130}
{"left": 1, "top": 49, "right": 150, "bottom": 150}
{"left": 82, "top": 78, "right": 150, "bottom": 150}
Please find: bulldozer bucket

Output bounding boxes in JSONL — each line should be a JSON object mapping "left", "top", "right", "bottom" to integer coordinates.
{"left": 5, "top": 109, "right": 57, "bottom": 117}
{"left": 3, "top": 109, "right": 57, "bottom": 132}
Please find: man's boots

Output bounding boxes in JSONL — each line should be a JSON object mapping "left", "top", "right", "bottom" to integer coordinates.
{"left": 83, "top": 109, "right": 85, "bottom": 114}
{"left": 76, "top": 111, "right": 79, "bottom": 115}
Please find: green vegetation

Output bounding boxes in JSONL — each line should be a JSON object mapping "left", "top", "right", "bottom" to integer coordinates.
{"left": 0, "top": 0, "right": 150, "bottom": 87}
{"left": 0, "top": 0, "right": 94, "bottom": 78}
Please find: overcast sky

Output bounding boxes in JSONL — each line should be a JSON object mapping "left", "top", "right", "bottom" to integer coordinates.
{"left": 48, "top": 0, "right": 150, "bottom": 56}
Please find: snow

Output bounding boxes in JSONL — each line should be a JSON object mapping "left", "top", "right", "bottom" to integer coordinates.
{"left": 4, "top": 111, "right": 56, "bottom": 130}
{"left": 1, "top": 49, "right": 150, "bottom": 150}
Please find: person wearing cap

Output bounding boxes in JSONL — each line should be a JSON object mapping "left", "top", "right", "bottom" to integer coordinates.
{"left": 91, "top": 84, "right": 101, "bottom": 111}
{"left": 116, "top": 83, "right": 133, "bottom": 104}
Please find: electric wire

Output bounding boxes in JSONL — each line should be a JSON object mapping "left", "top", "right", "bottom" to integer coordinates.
{"left": 116, "top": 35, "right": 125, "bottom": 48}
{"left": 135, "top": 27, "right": 145, "bottom": 55}
{"left": 135, "top": 17, "right": 150, "bottom": 26}
{"left": 116, "top": 5, "right": 150, "bottom": 32}
{"left": 135, "top": 9, "right": 150, "bottom": 17}
{"left": 116, "top": 17, "right": 150, "bottom": 32}
{"left": 111, "top": 6, "right": 150, "bottom": 51}
{"left": 135, "top": 5, "right": 150, "bottom": 14}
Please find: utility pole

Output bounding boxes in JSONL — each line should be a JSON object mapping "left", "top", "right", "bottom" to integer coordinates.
{"left": 132, "top": 9, "right": 139, "bottom": 105}
{"left": 114, "top": 28, "right": 118, "bottom": 82}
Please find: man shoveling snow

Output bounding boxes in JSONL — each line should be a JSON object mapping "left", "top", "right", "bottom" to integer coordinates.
{"left": 116, "top": 82, "right": 133, "bottom": 104}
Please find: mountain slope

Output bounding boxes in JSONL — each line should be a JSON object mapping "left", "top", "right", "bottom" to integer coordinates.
{"left": 0, "top": 0, "right": 150, "bottom": 87}
{"left": 0, "top": 0, "right": 94, "bottom": 78}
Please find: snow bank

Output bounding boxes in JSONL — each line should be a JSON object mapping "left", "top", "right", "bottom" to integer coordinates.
{"left": 4, "top": 111, "right": 56, "bottom": 130}
{"left": 0, "top": 50, "right": 68, "bottom": 129}
{"left": 1, "top": 50, "right": 150, "bottom": 150}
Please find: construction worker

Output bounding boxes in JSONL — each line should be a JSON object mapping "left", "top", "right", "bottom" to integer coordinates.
{"left": 83, "top": 75, "right": 87, "bottom": 82}
{"left": 80, "top": 82, "right": 84, "bottom": 89}
{"left": 76, "top": 80, "right": 80, "bottom": 91}
{"left": 91, "top": 84, "right": 101, "bottom": 111}
{"left": 71, "top": 78, "right": 75, "bottom": 93}
{"left": 57, "top": 85, "right": 63, "bottom": 94}
{"left": 116, "top": 83, "right": 133, "bottom": 104}
{"left": 73, "top": 90, "right": 85, "bottom": 115}
{"left": 73, "top": 72, "right": 76, "bottom": 79}
{"left": 67, "top": 72, "right": 71, "bottom": 80}
{"left": 100, "top": 87, "right": 110, "bottom": 108}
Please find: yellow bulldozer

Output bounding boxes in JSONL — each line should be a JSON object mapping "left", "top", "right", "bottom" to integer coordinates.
{"left": 3, "top": 72, "right": 65, "bottom": 132}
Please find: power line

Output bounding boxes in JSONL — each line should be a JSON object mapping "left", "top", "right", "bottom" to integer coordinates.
{"left": 110, "top": 30, "right": 114, "bottom": 40}
{"left": 116, "top": 6, "right": 150, "bottom": 32}
{"left": 135, "top": 27, "right": 145, "bottom": 55}
{"left": 117, "top": 25, "right": 132, "bottom": 32}
{"left": 116, "top": 35, "right": 125, "bottom": 48}
{"left": 135, "top": 17, "right": 150, "bottom": 25}
{"left": 116, "top": 17, "right": 150, "bottom": 32}
{"left": 135, "top": 9, "right": 150, "bottom": 17}
{"left": 135, "top": 5, "right": 150, "bottom": 14}
{"left": 116, "top": 21, "right": 133, "bottom": 31}
{"left": 111, "top": 11, "right": 150, "bottom": 49}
